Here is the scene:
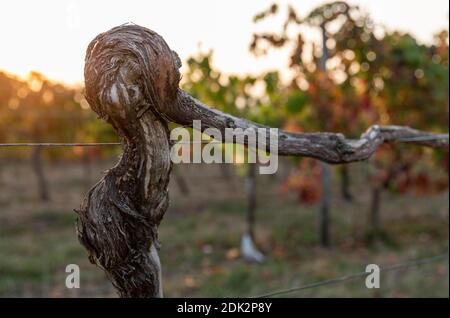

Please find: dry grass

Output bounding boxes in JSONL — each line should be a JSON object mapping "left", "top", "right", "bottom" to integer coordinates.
{"left": 0, "top": 158, "right": 448, "bottom": 297}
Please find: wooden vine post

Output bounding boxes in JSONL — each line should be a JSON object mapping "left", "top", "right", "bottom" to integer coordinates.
{"left": 76, "top": 24, "right": 449, "bottom": 298}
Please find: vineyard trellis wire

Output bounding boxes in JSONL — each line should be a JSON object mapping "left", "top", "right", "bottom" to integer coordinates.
{"left": 0, "top": 133, "right": 448, "bottom": 148}
{"left": 0, "top": 141, "right": 224, "bottom": 147}
{"left": 253, "top": 252, "right": 449, "bottom": 298}
{"left": 0, "top": 142, "right": 121, "bottom": 147}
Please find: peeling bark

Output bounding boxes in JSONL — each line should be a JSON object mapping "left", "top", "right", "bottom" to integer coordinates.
{"left": 77, "top": 24, "right": 449, "bottom": 298}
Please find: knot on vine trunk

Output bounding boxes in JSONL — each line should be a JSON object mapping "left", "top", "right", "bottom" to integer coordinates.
{"left": 84, "top": 24, "right": 181, "bottom": 128}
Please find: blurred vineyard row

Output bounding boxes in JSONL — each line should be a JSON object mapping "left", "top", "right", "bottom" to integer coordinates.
{"left": 0, "top": 2, "right": 448, "bottom": 208}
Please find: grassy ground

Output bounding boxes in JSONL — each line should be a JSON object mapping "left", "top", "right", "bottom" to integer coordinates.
{"left": 0, "top": 158, "right": 448, "bottom": 297}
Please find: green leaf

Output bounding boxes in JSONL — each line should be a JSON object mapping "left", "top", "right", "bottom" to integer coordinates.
{"left": 285, "top": 91, "right": 307, "bottom": 114}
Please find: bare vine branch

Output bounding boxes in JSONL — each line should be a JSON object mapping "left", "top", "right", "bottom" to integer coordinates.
{"left": 172, "top": 91, "right": 448, "bottom": 163}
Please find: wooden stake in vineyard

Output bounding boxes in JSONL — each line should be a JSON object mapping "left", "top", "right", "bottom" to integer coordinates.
{"left": 318, "top": 23, "right": 332, "bottom": 248}
{"left": 31, "top": 145, "right": 50, "bottom": 201}
{"left": 76, "top": 24, "right": 448, "bottom": 298}
{"left": 241, "top": 163, "right": 265, "bottom": 263}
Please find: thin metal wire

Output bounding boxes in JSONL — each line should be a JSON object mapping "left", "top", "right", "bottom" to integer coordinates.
{"left": 253, "top": 252, "right": 449, "bottom": 298}
{"left": 0, "top": 142, "right": 121, "bottom": 147}
{"left": 0, "top": 141, "right": 224, "bottom": 147}
{"left": 0, "top": 133, "right": 447, "bottom": 148}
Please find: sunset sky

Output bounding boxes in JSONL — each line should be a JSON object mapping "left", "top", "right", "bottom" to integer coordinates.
{"left": 0, "top": 0, "right": 448, "bottom": 85}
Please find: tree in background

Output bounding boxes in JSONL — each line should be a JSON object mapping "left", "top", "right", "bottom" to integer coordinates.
{"left": 365, "top": 30, "right": 449, "bottom": 233}
{"left": 251, "top": 1, "right": 378, "bottom": 246}
{"left": 250, "top": 1, "right": 448, "bottom": 243}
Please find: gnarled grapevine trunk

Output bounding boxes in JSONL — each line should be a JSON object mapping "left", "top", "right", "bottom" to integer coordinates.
{"left": 77, "top": 24, "right": 448, "bottom": 298}
{"left": 76, "top": 25, "right": 179, "bottom": 298}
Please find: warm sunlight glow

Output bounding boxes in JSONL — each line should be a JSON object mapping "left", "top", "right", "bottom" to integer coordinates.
{"left": 0, "top": 0, "right": 448, "bottom": 85}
